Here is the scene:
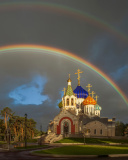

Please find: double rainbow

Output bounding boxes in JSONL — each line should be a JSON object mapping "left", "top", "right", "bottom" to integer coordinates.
{"left": 0, "top": 44, "right": 127, "bottom": 105}
{"left": 0, "top": 2, "right": 128, "bottom": 43}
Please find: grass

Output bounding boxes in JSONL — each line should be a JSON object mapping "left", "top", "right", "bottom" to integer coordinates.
{"left": 15, "top": 145, "right": 47, "bottom": 150}
{"left": 34, "top": 145, "right": 128, "bottom": 155}
{"left": 0, "top": 141, "right": 6, "bottom": 144}
{"left": 55, "top": 137, "right": 128, "bottom": 144}
{"left": 20, "top": 139, "right": 38, "bottom": 143}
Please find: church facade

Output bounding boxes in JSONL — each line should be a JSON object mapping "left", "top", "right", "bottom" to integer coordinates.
{"left": 48, "top": 69, "right": 115, "bottom": 137}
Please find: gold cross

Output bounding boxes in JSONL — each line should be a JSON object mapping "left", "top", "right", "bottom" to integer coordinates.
{"left": 69, "top": 74, "right": 70, "bottom": 78}
{"left": 62, "top": 88, "right": 66, "bottom": 95}
{"left": 90, "top": 91, "right": 95, "bottom": 98}
{"left": 95, "top": 95, "right": 99, "bottom": 102}
{"left": 75, "top": 69, "right": 83, "bottom": 86}
{"left": 86, "top": 84, "right": 92, "bottom": 93}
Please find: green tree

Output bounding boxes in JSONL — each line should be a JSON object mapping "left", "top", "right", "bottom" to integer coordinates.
{"left": 115, "top": 121, "right": 125, "bottom": 136}
{"left": 27, "top": 118, "right": 36, "bottom": 139}
{"left": 0, "top": 119, "right": 5, "bottom": 140}
{"left": 0, "top": 107, "right": 13, "bottom": 129}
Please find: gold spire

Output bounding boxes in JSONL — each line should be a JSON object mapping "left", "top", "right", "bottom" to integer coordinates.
{"left": 86, "top": 84, "right": 92, "bottom": 94}
{"left": 90, "top": 91, "right": 95, "bottom": 98}
{"left": 75, "top": 69, "right": 83, "bottom": 86}
{"left": 95, "top": 95, "right": 99, "bottom": 102}
{"left": 62, "top": 87, "right": 66, "bottom": 95}
{"left": 67, "top": 74, "right": 72, "bottom": 82}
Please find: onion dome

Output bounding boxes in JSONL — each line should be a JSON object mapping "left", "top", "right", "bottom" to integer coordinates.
{"left": 83, "top": 96, "right": 96, "bottom": 105}
{"left": 65, "top": 85, "right": 74, "bottom": 96}
{"left": 94, "top": 104, "right": 102, "bottom": 110}
{"left": 65, "top": 74, "right": 74, "bottom": 96}
{"left": 73, "top": 86, "right": 88, "bottom": 98}
{"left": 58, "top": 101, "right": 63, "bottom": 108}
{"left": 67, "top": 77, "right": 72, "bottom": 82}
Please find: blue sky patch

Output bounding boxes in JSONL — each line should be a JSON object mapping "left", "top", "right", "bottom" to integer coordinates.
{"left": 9, "top": 75, "right": 50, "bottom": 105}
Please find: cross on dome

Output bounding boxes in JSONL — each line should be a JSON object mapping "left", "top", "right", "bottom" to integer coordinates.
{"left": 75, "top": 69, "right": 83, "bottom": 86}
{"left": 62, "top": 87, "right": 66, "bottom": 95}
{"left": 86, "top": 84, "right": 92, "bottom": 93}
{"left": 90, "top": 91, "right": 95, "bottom": 98}
{"left": 67, "top": 73, "right": 72, "bottom": 83}
{"left": 95, "top": 95, "right": 99, "bottom": 102}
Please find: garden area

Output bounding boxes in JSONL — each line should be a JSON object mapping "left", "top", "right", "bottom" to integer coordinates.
{"left": 34, "top": 145, "right": 128, "bottom": 155}
{"left": 55, "top": 137, "right": 128, "bottom": 144}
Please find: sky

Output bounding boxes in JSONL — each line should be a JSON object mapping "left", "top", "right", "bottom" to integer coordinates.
{"left": 0, "top": 0, "right": 127, "bottom": 130}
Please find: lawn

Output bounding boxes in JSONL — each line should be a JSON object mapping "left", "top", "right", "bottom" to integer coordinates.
{"left": 55, "top": 137, "right": 128, "bottom": 144}
{"left": 0, "top": 141, "right": 6, "bottom": 145}
{"left": 20, "top": 139, "right": 38, "bottom": 143}
{"left": 34, "top": 145, "right": 128, "bottom": 155}
{"left": 15, "top": 145, "right": 47, "bottom": 150}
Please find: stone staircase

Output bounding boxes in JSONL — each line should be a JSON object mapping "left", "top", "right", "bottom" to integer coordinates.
{"left": 44, "top": 133, "right": 63, "bottom": 143}
{"left": 49, "top": 134, "right": 63, "bottom": 143}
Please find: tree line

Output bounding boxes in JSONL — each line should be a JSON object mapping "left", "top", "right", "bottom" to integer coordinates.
{"left": 115, "top": 121, "right": 128, "bottom": 136}
{"left": 0, "top": 107, "right": 39, "bottom": 141}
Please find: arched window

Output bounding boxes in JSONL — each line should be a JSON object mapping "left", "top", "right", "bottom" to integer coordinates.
{"left": 94, "top": 129, "right": 96, "bottom": 134}
{"left": 71, "top": 98, "right": 74, "bottom": 106}
{"left": 100, "top": 129, "right": 102, "bottom": 135}
{"left": 63, "top": 100, "right": 65, "bottom": 106}
{"left": 66, "top": 98, "right": 69, "bottom": 106}
{"left": 91, "top": 107, "right": 93, "bottom": 115}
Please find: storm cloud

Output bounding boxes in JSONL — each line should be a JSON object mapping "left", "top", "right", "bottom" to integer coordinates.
{"left": 0, "top": 0, "right": 127, "bottom": 130}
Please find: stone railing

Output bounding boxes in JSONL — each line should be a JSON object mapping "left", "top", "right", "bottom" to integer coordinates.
{"left": 50, "top": 134, "right": 63, "bottom": 143}
{"left": 44, "top": 133, "right": 56, "bottom": 143}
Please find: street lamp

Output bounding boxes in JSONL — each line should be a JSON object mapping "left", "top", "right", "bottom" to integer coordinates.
{"left": 40, "top": 125, "right": 42, "bottom": 146}
{"left": 82, "top": 127, "right": 88, "bottom": 145}
{"left": 24, "top": 113, "right": 27, "bottom": 148}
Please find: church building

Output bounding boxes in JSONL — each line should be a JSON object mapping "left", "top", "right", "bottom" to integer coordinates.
{"left": 48, "top": 69, "right": 115, "bottom": 137}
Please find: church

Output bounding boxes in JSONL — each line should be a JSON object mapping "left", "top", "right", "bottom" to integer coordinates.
{"left": 48, "top": 69, "right": 115, "bottom": 137}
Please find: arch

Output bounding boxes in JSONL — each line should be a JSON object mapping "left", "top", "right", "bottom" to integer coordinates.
{"left": 66, "top": 98, "right": 69, "bottom": 106}
{"left": 61, "top": 119, "right": 71, "bottom": 134}
{"left": 71, "top": 98, "right": 74, "bottom": 106}
{"left": 57, "top": 117, "right": 75, "bottom": 134}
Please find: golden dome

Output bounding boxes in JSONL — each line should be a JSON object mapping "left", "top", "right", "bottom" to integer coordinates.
{"left": 67, "top": 74, "right": 72, "bottom": 82}
{"left": 67, "top": 78, "right": 72, "bottom": 82}
{"left": 83, "top": 96, "right": 96, "bottom": 105}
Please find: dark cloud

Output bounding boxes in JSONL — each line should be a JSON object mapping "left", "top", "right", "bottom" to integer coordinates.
{"left": 0, "top": 0, "right": 127, "bottom": 130}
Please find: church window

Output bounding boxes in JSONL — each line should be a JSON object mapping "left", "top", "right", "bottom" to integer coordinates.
{"left": 100, "top": 129, "right": 102, "bottom": 135}
{"left": 71, "top": 98, "right": 74, "bottom": 106}
{"left": 66, "top": 98, "right": 69, "bottom": 106}
{"left": 94, "top": 129, "right": 96, "bottom": 134}
{"left": 63, "top": 100, "right": 65, "bottom": 106}
{"left": 91, "top": 107, "right": 92, "bottom": 115}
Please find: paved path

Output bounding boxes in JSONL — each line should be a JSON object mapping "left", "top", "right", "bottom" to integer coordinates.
{"left": 1, "top": 149, "right": 128, "bottom": 160}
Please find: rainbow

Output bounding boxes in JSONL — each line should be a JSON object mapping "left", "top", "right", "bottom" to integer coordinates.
{"left": 0, "top": 44, "right": 127, "bottom": 105}
{"left": 0, "top": 2, "right": 128, "bottom": 43}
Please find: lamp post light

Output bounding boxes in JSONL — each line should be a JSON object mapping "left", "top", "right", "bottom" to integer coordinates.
{"left": 24, "top": 113, "right": 27, "bottom": 148}
{"left": 9, "top": 119, "right": 12, "bottom": 144}
{"left": 40, "top": 125, "right": 42, "bottom": 146}
{"left": 82, "top": 127, "right": 87, "bottom": 145}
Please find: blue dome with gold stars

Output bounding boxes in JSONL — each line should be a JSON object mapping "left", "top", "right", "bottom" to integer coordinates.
{"left": 73, "top": 86, "right": 88, "bottom": 98}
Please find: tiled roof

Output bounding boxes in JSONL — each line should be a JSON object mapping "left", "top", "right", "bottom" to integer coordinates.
{"left": 65, "top": 85, "right": 74, "bottom": 96}
{"left": 74, "top": 86, "right": 88, "bottom": 98}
